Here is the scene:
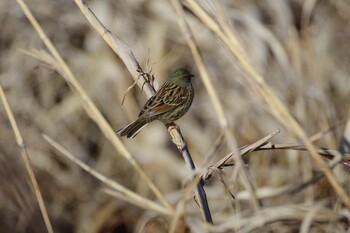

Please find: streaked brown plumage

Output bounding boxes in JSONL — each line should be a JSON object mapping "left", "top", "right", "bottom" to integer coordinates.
{"left": 117, "top": 68, "right": 194, "bottom": 138}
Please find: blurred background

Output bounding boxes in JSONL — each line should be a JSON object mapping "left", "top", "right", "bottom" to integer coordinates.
{"left": 1, "top": 0, "right": 350, "bottom": 232}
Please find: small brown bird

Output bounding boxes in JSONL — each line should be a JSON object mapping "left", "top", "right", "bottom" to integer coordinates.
{"left": 117, "top": 68, "right": 194, "bottom": 138}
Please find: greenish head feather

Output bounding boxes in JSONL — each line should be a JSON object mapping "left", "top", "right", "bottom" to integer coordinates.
{"left": 170, "top": 68, "right": 194, "bottom": 87}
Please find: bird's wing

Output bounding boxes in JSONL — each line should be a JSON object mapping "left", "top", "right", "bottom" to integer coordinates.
{"left": 138, "top": 82, "right": 186, "bottom": 118}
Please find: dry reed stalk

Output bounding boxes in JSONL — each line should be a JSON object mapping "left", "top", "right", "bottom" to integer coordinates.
{"left": 0, "top": 84, "right": 54, "bottom": 233}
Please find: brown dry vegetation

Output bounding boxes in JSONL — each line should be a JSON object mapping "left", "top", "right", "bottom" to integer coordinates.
{"left": 1, "top": 0, "right": 350, "bottom": 233}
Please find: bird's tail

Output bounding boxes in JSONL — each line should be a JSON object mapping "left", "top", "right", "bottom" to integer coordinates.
{"left": 116, "top": 118, "right": 148, "bottom": 138}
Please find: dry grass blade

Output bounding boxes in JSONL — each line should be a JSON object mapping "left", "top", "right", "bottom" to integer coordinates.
{"left": 15, "top": 0, "right": 171, "bottom": 211}
{"left": 201, "top": 131, "right": 225, "bottom": 166}
{"left": 169, "top": 174, "right": 205, "bottom": 233}
{"left": 235, "top": 184, "right": 301, "bottom": 200}
{"left": 18, "top": 49, "right": 63, "bottom": 76}
{"left": 202, "top": 130, "right": 280, "bottom": 182}
{"left": 257, "top": 144, "right": 350, "bottom": 168}
{"left": 43, "top": 134, "right": 171, "bottom": 216}
{"left": 171, "top": 0, "right": 228, "bottom": 130}
{"left": 211, "top": 203, "right": 345, "bottom": 233}
{"left": 309, "top": 120, "right": 346, "bottom": 143}
{"left": 0, "top": 85, "right": 54, "bottom": 233}
{"left": 239, "top": 130, "right": 281, "bottom": 155}
{"left": 212, "top": 171, "right": 235, "bottom": 201}
{"left": 300, "top": 200, "right": 328, "bottom": 233}
{"left": 185, "top": 0, "right": 350, "bottom": 208}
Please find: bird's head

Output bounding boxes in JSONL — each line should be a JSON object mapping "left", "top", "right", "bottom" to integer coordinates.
{"left": 170, "top": 68, "right": 194, "bottom": 87}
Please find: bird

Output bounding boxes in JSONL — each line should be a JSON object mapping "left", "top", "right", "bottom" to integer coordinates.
{"left": 117, "top": 68, "right": 194, "bottom": 138}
